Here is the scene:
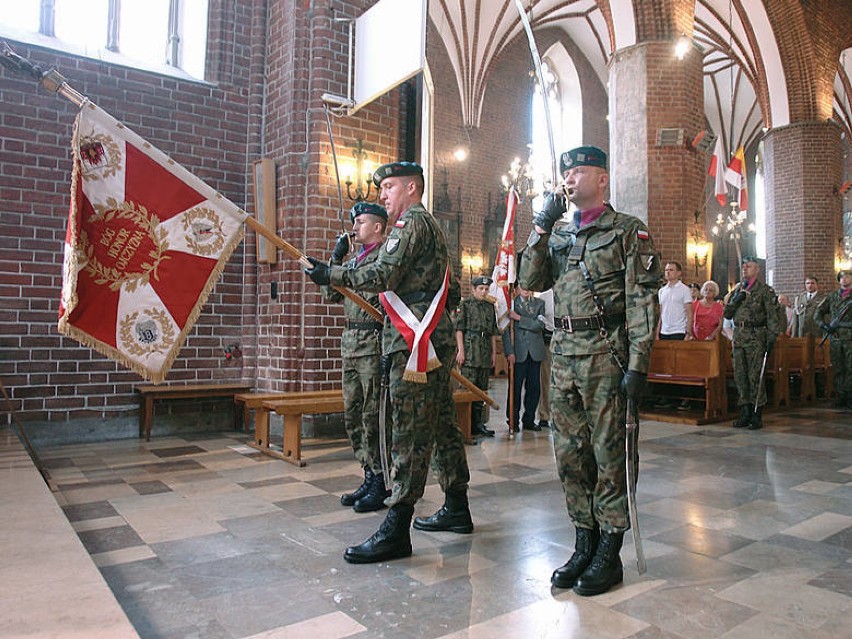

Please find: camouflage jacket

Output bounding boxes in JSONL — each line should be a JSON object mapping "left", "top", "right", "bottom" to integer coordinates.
{"left": 815, "top": 290, "right": 852, "bottom": 342}
{"left": 454, "top": 297, "right": 499, "bottom": 368}
{"left": 723, "top": 280, "right": 784, "bottom": 349}
{"left": 321, "top": 244, "right": 383, "bottom": 360}
{"left": 518, "top": 205, "right": 661, "bottom": 373}
{"left": 329, "top": 202, "right": 461, "bottom": 358}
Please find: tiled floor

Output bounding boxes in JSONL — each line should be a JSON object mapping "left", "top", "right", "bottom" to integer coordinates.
{"left": 35, "top": 388, "right": 851, "bottom": 639}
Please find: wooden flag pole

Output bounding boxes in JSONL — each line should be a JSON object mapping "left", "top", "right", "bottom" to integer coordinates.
{"left": 244, "top": 217, "right": 499, "bottom": 409}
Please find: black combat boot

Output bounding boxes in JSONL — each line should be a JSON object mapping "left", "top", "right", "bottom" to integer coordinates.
{"left": 551, "top": 526, "right": 600, "bottom": 589}
{"left": 340, "top": 466, "right": 373, "bottom": 506}
{"left": 747, "top": 406, "right": 763, "bottom": 430}
{"left": 412, "top": 490, "right": 474, "bottom": 533}
{"left": 343, "top": 503, "right": 414, "bottom": 564}
{"left": 733, "top": 404, "right": 752, "bottom": 428}
{"left": 353, "top": 472, "right": 390, "bottom": 512}
{"left": 573, "top": 531, "right": 624, "bottom": 596}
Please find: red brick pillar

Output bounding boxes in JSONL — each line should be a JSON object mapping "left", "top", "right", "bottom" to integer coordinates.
{"left": 609, "top": 41, "right": 705, "bottom": 272}
{"left": 763, "top": 121, "right": 843, "bottom": 294}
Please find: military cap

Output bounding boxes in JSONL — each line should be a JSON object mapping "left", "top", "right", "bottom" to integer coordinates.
{"left": 471, "top": 276, "right": 492, "bottom": 287}
{"left": 559, "top": 145, "right": 608, "bottom": 174}
{"left": 838, "top": 269, "right": 850, "bottom": 281}
{"left": 349, "top": 201, "right": 387, "bottom": 223}
{"left": 741, "top": 255, "right": 760, "bottom": 265}
{"left": 372, "top": 161, "right": 423, "bottom": 187}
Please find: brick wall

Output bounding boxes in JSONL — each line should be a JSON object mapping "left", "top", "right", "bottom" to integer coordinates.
{"left": 0, "top": 0, "right": 264, "bottom": 428}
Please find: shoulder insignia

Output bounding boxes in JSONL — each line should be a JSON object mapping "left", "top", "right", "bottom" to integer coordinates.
{"left": 385, "top": 236, "right": 400, "bottom": 254}
{"left": 637, "top": 229, "right": 649, "bottom": 240}
{"left": 395, "top": 219, "right": 407, "bottom": 228}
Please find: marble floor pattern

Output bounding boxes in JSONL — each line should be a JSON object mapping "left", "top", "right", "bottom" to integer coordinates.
{"left": 35, "top": 392, "right": 851, "bottom": 639}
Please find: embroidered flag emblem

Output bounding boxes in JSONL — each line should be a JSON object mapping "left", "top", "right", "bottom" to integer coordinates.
{"left": 637, "top": 229, "right": 649, "bottom": 240}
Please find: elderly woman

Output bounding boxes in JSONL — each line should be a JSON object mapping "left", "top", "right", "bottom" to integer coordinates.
{"left": 692, "top": 280, "right": 724, "bottom": 340}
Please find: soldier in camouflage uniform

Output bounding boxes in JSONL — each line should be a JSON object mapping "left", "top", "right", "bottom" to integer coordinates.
{"left": 305, "top": 161, "right": 472, "bottom": 565}
{"left": 321, "top": 202, "right": 389, "bottom": 512}
{"left": 723, "top": 256, "right": 784, "bottom": 430}
{"left": 815, "top": 270, "right": 852, "bottom": 408}
{"left": 519, "top": 146, "right": 661, "bottom": 597}
{"left": 454, "top": 275, "right": 499, "bottom": 437}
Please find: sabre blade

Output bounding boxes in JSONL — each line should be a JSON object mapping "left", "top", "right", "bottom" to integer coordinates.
{"left": 625, "top": 399, "right": 647, "bottom": 574}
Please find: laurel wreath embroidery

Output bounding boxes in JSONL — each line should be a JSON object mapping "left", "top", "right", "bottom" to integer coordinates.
{"left": 119, "top": 309, "right": 176, "bottom": 357}
{"left": 78, "top": 132, "right": 122, "bottom": 181}
{"left": 182, "top": 207, "right": 225, "bottom": 256}
{"left": 82, "top": 198, "right": 170, "bottom": 293}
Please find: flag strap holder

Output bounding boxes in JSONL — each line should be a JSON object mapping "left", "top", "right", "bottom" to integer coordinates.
{"left": 3, "top": 43, "right": 497, "bottom": 410}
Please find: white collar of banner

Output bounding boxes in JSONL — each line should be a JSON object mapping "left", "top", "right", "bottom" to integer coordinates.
{"left": 379, "top": 266, "right": 450, "bottom": 383}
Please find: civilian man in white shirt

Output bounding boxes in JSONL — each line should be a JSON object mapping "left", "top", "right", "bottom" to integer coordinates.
{"left": 656, "top": 261, "right": 694, "bottom": 341}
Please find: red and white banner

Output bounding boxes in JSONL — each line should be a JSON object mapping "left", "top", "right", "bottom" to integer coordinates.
{"left": 58, "top": 103, "right": 247, "bottom": 383}
{"left": 709, "top": 137, "right": 728, "bottom": 207}
{"left": 725, "top": 146, "right": 749, "bottom": 211}
{"left": 488, "top": 188, "right": 517, "bottom": 332}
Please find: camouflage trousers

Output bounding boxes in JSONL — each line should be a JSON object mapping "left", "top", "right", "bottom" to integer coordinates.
{"left": 460, "top": 364, "right": 490, "bottom": 427}
{"left": 829, "top": 336, "right": 852, "bottom": 402}
{"left": 732, "top": 345, "right": 768, "bottom": 407}
{"left": 342, "top": 354, "right": 386, "bottom": 473}
{"left": 537, "top": 350, "right": 551, "bottom": 421}
{"left": 385, "top": 349, "right": 470, "bottom": 507}
{"left": 550, "top": 351, "right": 629, "bottom": 533}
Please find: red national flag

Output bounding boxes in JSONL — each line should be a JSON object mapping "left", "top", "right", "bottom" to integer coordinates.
{"left": 709, "top": 137, "right": 728, "bottom": 207}
{"left": 725, "top": 146, "right": 749, "bottom": 211}
{"left": 59, "top": 103, "right": 247, "bottom": 383}
{"left": 488, "top": 188, "right": 517, "bottom": 332}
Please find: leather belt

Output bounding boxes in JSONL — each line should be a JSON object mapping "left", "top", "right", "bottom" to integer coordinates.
{"left": 464, "top": 329, "right": 490, "bottom": 338}
{"left": 735, "top": 320, "right": 765, "bottom": 328}
{"left": 345, "top": 320, "right": 383, "bottom": 331}
{"left": 556, "top": 313, "right": 625, "bottom": 333}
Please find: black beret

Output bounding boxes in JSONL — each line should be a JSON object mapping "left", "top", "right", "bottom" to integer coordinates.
{"left": 838, "top": 270, "right": 850, "bottom": 281}
{"left": 741, "top": 256, "right": 759, "bottom": 264}
{"left": 559, "top": 145, "right": 608, "bottom": 174}
{"left": 471, "top": 276, "right": 492, "bottom": 287}
{"left": 349, "top": 202, "right": 387, "bottom": 223}
{"left": 372, "top": 161, "right": 423, "bottom": 187}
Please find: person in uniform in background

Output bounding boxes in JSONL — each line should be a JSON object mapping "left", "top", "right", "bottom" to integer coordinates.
{"left": 816, "top": 270, "right": 852, "bottom": 409}
{"left": 305, "top": 161, "right": 473, "bottom": 564}
{"left": 321, "top": 202, "right": 390, "bottom": 512}
{"left": 503, "top": 284, "right": 547, "bottom": 431}
{"left": 518, "top": 145, "right": 661, "bottom": 596}
{"left": 535, "top": 288, "right": 555, "bottom": 429}
{"left": 723, "top": 256, "right": 784, "bottom": 430}
{"left": 454, "top": 275, "right": 499, "bottom": 437}
{"left": 791, "top": 276, "right": 825, "bottom": 338}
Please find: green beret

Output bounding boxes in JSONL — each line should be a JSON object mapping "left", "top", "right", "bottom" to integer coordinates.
{"left": 349, "top": 202, "right": 387, "bottom": 223}
{"left": 471, "top": 276, "right": 492, "bottom": 287}
{"left": 741, "top": 256, "right": 759, "bottom": 265}
{"left": 838, "top": 270, "right": 850, "bottom": 281}
{"left": 559, "top": 146, "right": 607, "bottom": 173}
{"left": 372, "top": 161, "right": 423, "bottom": 188}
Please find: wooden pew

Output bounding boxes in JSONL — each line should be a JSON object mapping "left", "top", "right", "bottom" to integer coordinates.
{"left": 136, "top": 383, "right": 252, "bottom": 441}
{"left": 723, "top": 336, "right": 789, "bottom": 408}
{"left": 779, "top": 335, "right": 815, "bottom": 402}
{"left": 249, "top": 389, "right": 481, "bottom": 466}
{"left": 644, "top": 338, "right": 727, "bottom": 424}
{"left": 234, "top": 390, "right": 341, "bottom": 435}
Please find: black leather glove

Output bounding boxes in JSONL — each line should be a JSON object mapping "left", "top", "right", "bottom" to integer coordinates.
{"left": 331, "top": 233, "right": 350, "bottom": 262}
{"left": 820, "top": 321, "right": 835, "bottom": 335}
{"left": 304, "top": 256, "right": 331, "bottom": 285}
{"left": 620, "top": 370, "right": 647, "bottom": 401}
{"left": 531, "top": 192, "right": 566, "bottom": 233}
{"left": 765, "top": 337, "right": 776, "bottom": 355}
{"left": 729, "top": 288, "right": 747, "bottom": 306}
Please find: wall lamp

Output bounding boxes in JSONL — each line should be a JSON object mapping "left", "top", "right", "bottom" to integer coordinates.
{"left": 687, "top": 235, "right": 711, "bottom": 276}
{"left": 343, "top": 138, "right": 376, "bottom": 202}
{"left": 462, "top": 251, "right": 483, "bottom": 278}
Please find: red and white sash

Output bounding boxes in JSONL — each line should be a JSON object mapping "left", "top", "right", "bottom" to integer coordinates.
{"left": 380, "top": 266, "right": 450, "bottom": 383}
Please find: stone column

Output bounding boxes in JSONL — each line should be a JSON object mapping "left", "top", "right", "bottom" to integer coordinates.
{"left": 763, "top": 121, "right": 843, "bottom": 294}
{"left": 609, "top": 41, "right": 705, "bottom": 270}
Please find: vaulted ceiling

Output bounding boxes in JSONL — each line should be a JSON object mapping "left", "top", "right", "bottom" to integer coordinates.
{"left": 429, "top": 0, "right": 852, "bottom": 160}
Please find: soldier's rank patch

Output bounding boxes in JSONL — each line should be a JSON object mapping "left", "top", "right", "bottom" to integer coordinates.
{"left": 637, "top": 229, "right": 649, "bottom": 240}
{"left": 385, "top": 237, "right": 400, "bottom": 254}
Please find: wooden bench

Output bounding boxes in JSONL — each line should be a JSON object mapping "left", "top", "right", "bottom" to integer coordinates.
{"left": 248, "top": 388, "right": 481, "bottom": 466}
{"left": 136, "top": 383, "right": 252, "bottom": 441}
{"left": 644, "top": 338, "right": 727, "bottom": 424}
{"left": 234, "top": 390, "right": 341, "bottom": 435}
